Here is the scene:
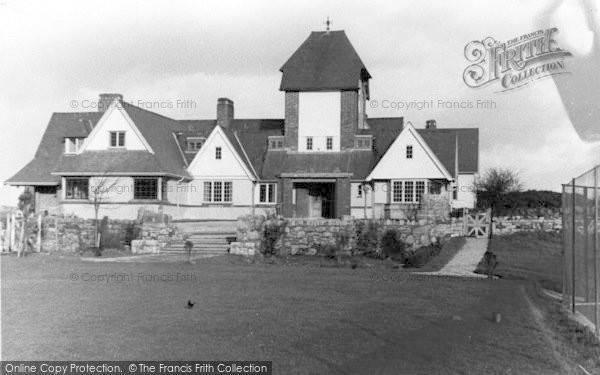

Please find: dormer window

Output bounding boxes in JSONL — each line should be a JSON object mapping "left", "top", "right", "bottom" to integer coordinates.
{"left": 109, "top": 131, "right": 125, "bottom": 148}
{"left": 355, "top": 135, "right": 372, "bottom": 149}
{"left": 65, "top": 137, "right": 85, "bottom": 154}
{"left": 186, "top": 137, "right": 205, "bottom": 152}
{"left": 268, "top": 136, "right": 284, "bottom": 150}
{"left": 306, "top": 137, "right": 313, "bottom": 150}
{"left": 406, "top": 145, "right": 413, "bottom": 159}
{"left": 326, "top": 137, "right": 333, "bottom": 150}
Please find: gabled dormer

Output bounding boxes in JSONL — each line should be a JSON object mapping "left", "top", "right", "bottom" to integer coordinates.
{"left": 78, "top": 94, "right": 153, "bottom": 153}
{"left": 279, "top": 30, "right": 371, "bottom": 152}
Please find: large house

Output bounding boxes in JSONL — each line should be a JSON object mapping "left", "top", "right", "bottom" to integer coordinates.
{"left": 6, "top": 29, "right": 478, "bottom": 220}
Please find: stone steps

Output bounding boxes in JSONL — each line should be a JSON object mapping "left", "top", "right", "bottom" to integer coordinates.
{"left": 161, "top": 231, "right": 236, "bottom": 256}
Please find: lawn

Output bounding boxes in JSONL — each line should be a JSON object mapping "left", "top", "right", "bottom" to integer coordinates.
{"left": 480, "top": 231, "right": 563, "bottom": 291}
{"left": 0, "top": 252, "right": 593, "bottom": 374}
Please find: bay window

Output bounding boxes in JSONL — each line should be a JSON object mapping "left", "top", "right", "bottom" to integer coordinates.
{"left": 391, "top": 180, "right": 429, "bottom": 203}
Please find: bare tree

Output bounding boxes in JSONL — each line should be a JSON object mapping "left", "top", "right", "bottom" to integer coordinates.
{"left": 16, "top": 190, "right": 34, "bottom": 257}
{"left": 475, "top": 167, "right": 522, "bottom": 238}
{"left": 90, "top": 174, "right": 119, "bottom": 248}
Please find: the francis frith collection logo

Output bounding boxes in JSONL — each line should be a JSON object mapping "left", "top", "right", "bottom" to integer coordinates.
{"left": 463, "top": 28, "right": 572, "bottom": 91}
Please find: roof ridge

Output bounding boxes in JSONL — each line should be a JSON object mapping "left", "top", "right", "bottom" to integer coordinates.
{"left": 52, "top": 111, "right": 101, "bottom": 115}
{"left": 121, "top": 101, "right": 181, "bottom": 125}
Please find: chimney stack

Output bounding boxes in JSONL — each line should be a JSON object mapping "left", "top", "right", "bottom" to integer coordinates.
{"left": 98, "top": 93, "right": 123, "bottom": 112}
{"left": 217, "top": 98, "right": 234, "bottom": 128}
{"left": 426, "top": 119, "right": 437, "bottom": 129}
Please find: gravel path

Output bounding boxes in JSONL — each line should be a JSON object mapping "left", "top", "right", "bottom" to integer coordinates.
{"left": 420, "top": 237, "right": 489, "bottom": 278}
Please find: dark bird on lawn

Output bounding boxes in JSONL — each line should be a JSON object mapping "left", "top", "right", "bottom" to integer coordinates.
{"left": 186, "top": 300, "right": 195, "bottom": 309}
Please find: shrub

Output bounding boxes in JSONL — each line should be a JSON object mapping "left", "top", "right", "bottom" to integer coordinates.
{"left": 315, "top": 243, "right": 338, "bottom": 258}
{"left": 477, "top": 190, "right": 561, "bottom": 217}
{"left": 381, "top": 229, "right": 407, "bottom": 261}
{"left": 98, "top": 216, "right": 122, "bottom": 250}
{"left": 355, "top": 220, "right": 379, "bottom": 258}
{"left": 124, "top": 223, "right": 141, "bottom": 246}
{"left": 404, "top": 243, "right": 442, "bottom": 268}
{"left": 261, "top": 213, "right": 287, "bottom": 256}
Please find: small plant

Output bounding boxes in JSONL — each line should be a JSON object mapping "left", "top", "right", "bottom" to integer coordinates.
{"left": 261, "top": 213, "right": 287, "bottom": 256}
{"left": 381, "top": 229, "right": 407, "bottom": 261}
{"left": 404, "top": 243, "right": 442, "bottom": 268}
{"left": 355, "top": 220, "right": 379, "bottom": 258}
{"left": 315, "top": 243, "right": 337, "bottom": 258}
{"left": 481, "top": 250, "right": 498, "bottom": 278}
{"left": 184, "top": 240, "right": 194, "bottom": 262}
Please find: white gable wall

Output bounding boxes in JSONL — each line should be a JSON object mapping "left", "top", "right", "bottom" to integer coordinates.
{"left": 187, "top": 130, "right": 251, "bottom": 178}
{"left": 367, "top": 125, "right": 451, "bottom": 180}
{"left": 83, "top": 107, "right": 148, "bottom": 151}
{"left": 186, "top": 127, "right": 255, "bottom": 207}
{"left": 452, "top": 173, "right": 476, "bottom": 209}
{"left": 298, "top": 92, "right": 341, "bottom": 151}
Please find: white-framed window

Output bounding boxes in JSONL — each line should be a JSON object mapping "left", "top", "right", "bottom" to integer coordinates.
{"left": 392, "top": 180, "right": 427, "bottom": 203}
{"left": 186, "top": 137, "right": 205, "bottom": 152}
{"left": 326, "top": 137, "right": 333, "bottom": 150}
{"left": 355, "top": 137, "right": 372, "bottom": 149}
{"left": 109, "top": 131, "right": 125, "bottom": 147}
{"left": 357, "top": 184, "right": 363, "bottom": 198}
{"left": 133, "top": 178, "right": 158, "bottom": 200}
{"left": 65, "top": 178, "right": 89, "bottom": 200}
{"left": 203, "top": 181, "right": 232, "bottom": 203}
{"left": 259, "top": 183, "right": 276, "bottom": 203}
{"left": 215, "top": 146, "right": 222, "bottom": 160}
{"left": 306, "top": 137, "right": 313, "bottom": 150}
{"left": 65, "top": 137, "right": 85, "bottom": 153}
{"left": 268, "top": 138, "right": 284, "bottom": 150}
{"left": 406, "top": 145, "right": 413, "bottom": 159}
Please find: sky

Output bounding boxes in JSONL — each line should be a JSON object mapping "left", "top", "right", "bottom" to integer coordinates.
{"left": 0, "top": 0, "right": 599, "bottom": 207}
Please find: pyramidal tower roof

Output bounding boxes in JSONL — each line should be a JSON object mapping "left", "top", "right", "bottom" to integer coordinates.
{"left": 279, "top": 30, "right": 371, "bottom": 91}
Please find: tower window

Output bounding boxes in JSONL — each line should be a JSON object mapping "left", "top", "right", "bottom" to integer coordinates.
{"left": 306, "top": 137, "right": 313, "bottom": 150}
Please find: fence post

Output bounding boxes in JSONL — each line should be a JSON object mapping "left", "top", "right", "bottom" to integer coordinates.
{"left": 572, "top": 178, "right": 576, "bottom": 314}
{"left": 595, "top": 166, "right": 599, "bottom": 336}
{"left": 10, "top": 213, "right": 16, "bottom": 252}
{"left": 3, "top": 214, "right": 8, "bottom": 252}
{"left": 37, "top": 214, "right": 42, "bottom": 253}
{"left": 584, "top": 187, "right": 590, "bottom": 302}
{"left": 562, "top": 184, "right": 567, "bottom": 308}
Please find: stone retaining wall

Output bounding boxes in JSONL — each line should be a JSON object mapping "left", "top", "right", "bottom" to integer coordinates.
{"left": 493, "top": 216, "right": 562, "bottom": 234}
{"left": 34, "top": 216, "right": 139, "bottom": 253}
{"left": 233, "top": 214, "right": 563, "bottom": 257}
{"left": 233, "top": 214, "right": 465, "bottom": 257}
{"left": 131, "top": 223, "right": 183, "bottom": 254}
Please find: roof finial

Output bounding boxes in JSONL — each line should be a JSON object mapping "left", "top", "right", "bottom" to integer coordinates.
{"left": 325, "top": 16, "right": 332, "bottom": 32}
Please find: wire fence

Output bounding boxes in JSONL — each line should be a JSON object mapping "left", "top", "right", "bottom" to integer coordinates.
{"left": 563, "top": 165, "right": 600, "bottom": 336}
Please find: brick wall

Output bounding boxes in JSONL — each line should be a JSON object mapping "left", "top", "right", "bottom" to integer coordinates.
{"left": 340, "top": 90, "right": 358, "bottom": 150}
{"left": 284, "top": 91, "right": 299, "bottom": 150}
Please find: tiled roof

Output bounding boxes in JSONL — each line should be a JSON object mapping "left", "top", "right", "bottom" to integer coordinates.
{"left": 5, "top": 112, "right": 103, "bottom": 185}
{"left": 53, "top": 150, "right": 169, "bottom": 175}
{"left": 177, "top": 119, "right": 284, "bottom": 178}
{"left": 120, "top": 103, "right": 190, "bottom": 178}
{"left": 418, "top": 128, "right": 479, "bottom": 176}
{"left": 280, "top": 30, "right": 371, "bottom": 91}
{"left": 261, "top": 151, "right": 376, "bottom": 180}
